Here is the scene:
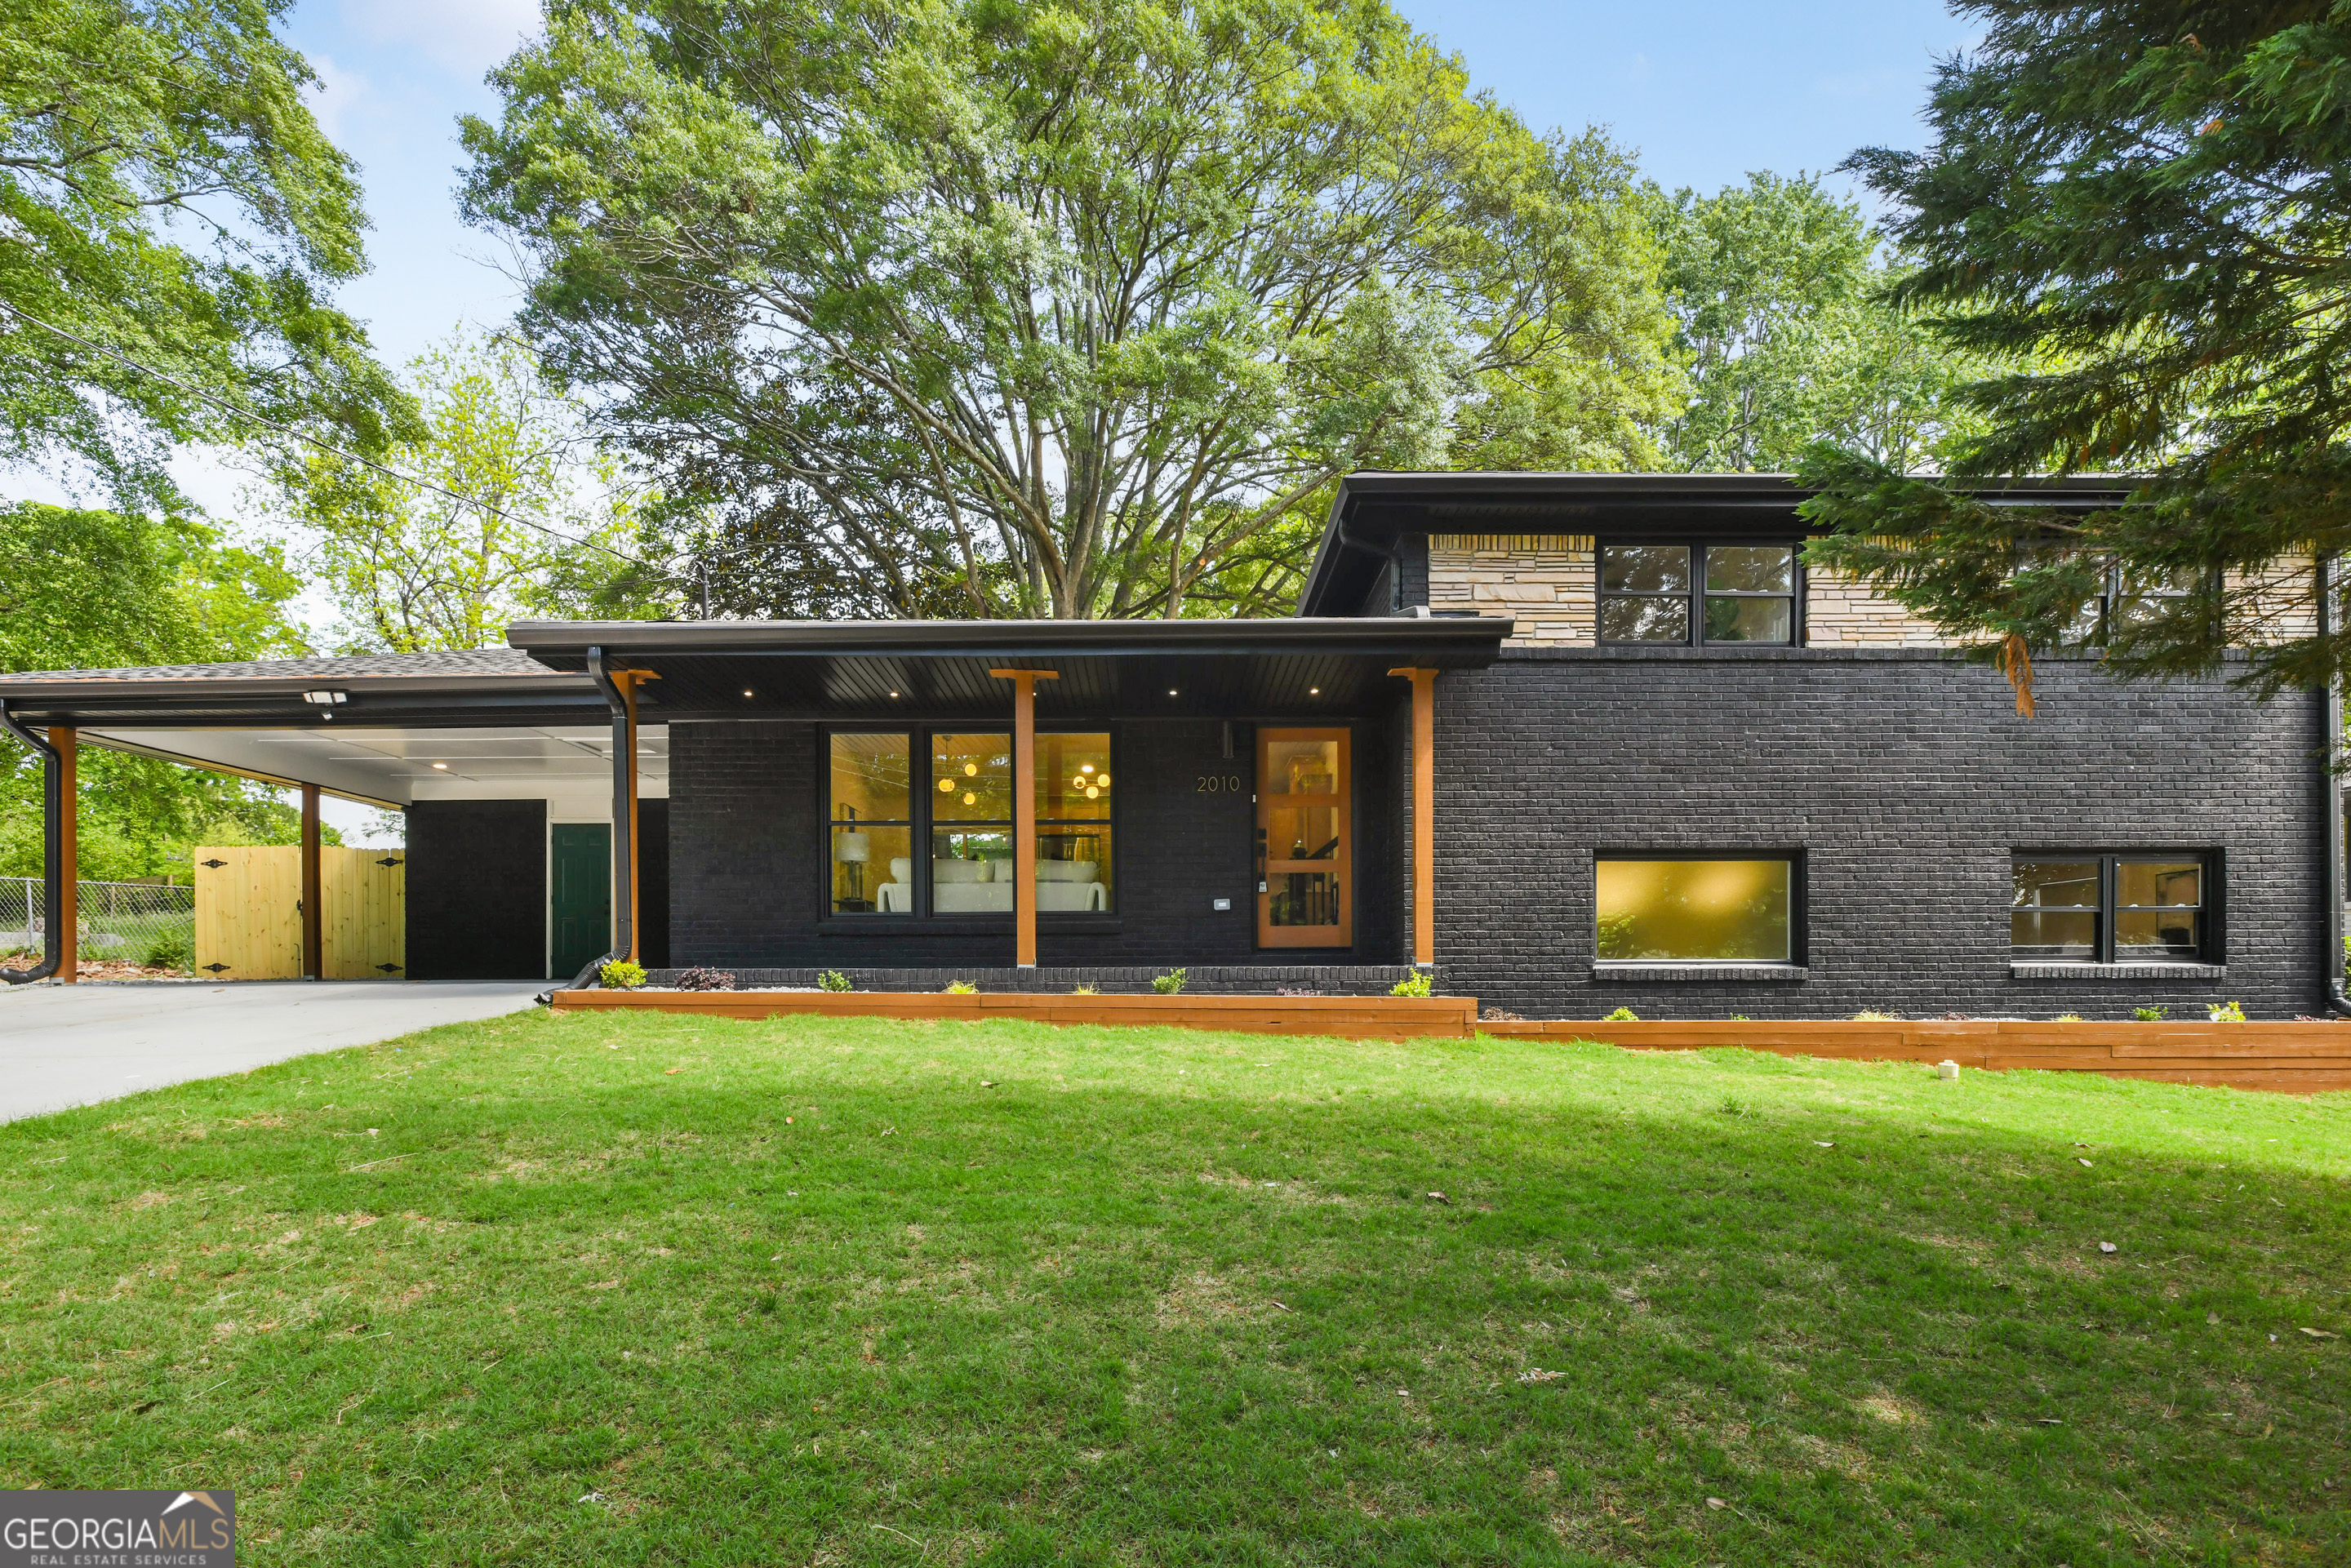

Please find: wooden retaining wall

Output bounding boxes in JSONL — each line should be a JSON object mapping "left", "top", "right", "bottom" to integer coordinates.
{"left": 1478, "top": 1018, "right": 2351, "bottom": 1093}
{"left": 550, "top": 988, "right": 1482, "bottom": 1040}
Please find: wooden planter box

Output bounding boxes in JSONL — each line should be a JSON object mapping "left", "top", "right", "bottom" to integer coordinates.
{"left": 550, "top": 988, "right": 1481, "bottom": 1040}
{"left": 1478, "top": 1017, "right": 2351, "bottom": 1093}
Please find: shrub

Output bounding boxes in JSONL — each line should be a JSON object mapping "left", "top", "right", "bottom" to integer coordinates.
{"left": 1071, "top": 984, "right": 1098, "bottom": 996}
{"left": 1601, "top": 1006, "right": 1639, "bottom": 1022}
{"left": 944, "top": 979, "right": 977, "bottom": 994}
{"left": 1851, "top": 1010, "right": 1900, "bottom": 1021}
{"left": 599, "top": 959, "right": 647, "bottom": 990}
{"left": 144, "top": 925, "right": 195, "bottom": 971}
{"left": 1151, "top": 968, "right": 1187, "bottom": 995}
{"left": 816, "top": 970, "right": 852, "bottom": 993}
{"left": 2208, "top": 1000, "right": 2247, "bottom": 1022}
{"left": 2133, "top": 1006, "right": 2168, "bottom": 1021}
{"left": 2053, "top": 1012, "right": 2083, "bottom": 1023}
{"left": 675, "top": 966, "right": 736, "bottom": 991}
{"left": 1390, "top": 971, "right": 1432, "bottom": 997}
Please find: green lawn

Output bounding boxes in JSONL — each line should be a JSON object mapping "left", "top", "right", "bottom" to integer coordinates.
{"left": 2, "top": 1012, "right": 2347, "bottom": 1565}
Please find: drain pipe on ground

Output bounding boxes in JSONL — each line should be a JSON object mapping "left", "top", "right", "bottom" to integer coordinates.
{"left": 2321, "top": 557, "right": 2351, "bottom": 1018}
{"left": 0, "top": 699, "right": 62, "bottom": 984}
{"left": 536, "top": 646, "right": 636, "bottom": 1006}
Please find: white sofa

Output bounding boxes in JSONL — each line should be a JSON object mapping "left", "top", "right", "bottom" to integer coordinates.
{"left": 873, "top": 856, "right": 1104, "bottom": 913}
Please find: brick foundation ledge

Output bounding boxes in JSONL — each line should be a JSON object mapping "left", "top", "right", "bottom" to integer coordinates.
{"left": 640, "top": 965, "right": 1420, "bottom": 995}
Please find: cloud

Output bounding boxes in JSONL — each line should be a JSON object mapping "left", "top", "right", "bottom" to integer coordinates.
{"left": 338, "top": 0, "right": 542, "bottom": 78}
{"left": 303, "top": 52, "right": 370, "bottom": 142}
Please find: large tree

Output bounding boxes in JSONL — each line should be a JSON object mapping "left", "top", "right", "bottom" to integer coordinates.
{"left": 1657, "top": 171, "right": 1989, "bottom": 474}
{"left": 269, "top": 331, "right": 663, "bottom": 652}
{"left": 0, "top": 503, "right": 324, "bottom": 881}
{"left": 460, "top": 0, "right": 1680, "bottom": 620}
{"left": 0, "top": 0, "right": 404, "bottom": 509}
{"left": 1798, "top": 2, "right": 2351, "bottom": 695}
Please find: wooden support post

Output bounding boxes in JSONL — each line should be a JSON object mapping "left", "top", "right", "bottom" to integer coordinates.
{"left": 1388, "top": 669, "right": 1437, "bottom": 968}
{"left": 56, "top": 726, "right": 76, "bottom": 983}
{"left": 988, "top": 668, "right": 1060, "bottom": 967}
{"left": 300, "top": 783, "right": 322, "bottom": 979}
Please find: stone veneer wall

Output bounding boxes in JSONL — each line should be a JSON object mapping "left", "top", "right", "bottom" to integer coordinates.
{"left": 1424, "top": 535, "right": 1950, "bottom": 647}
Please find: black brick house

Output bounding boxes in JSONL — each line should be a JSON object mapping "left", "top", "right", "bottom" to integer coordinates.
{"left": 4, "top": 473, "right": 2338, "bottom": 1019}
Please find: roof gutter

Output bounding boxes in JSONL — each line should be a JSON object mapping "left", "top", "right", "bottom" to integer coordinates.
{"left": 0, "top": 700, "right": 63, "bottom": 984}
{"left": 2322, "top": 557, "right": 2351, "bottom": 1017}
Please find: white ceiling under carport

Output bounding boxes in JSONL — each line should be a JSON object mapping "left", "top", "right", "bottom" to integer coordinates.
{"left": 82, "top": 723, "right": 671, "bottom": 811}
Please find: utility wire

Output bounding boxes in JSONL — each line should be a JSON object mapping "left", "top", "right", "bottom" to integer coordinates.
{"left": 0, "top": 297, "right": 678, "bottom": 579}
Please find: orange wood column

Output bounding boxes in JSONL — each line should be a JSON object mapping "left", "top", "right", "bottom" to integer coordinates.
{"left": 988, "top": 669, "right": 1060, "bottom": 967}
{"left": 55, "top": 726, "right": 77, "bottom": 982}
{"left": 300, "top": 783, "right": 322, "bottom": 979}
{"left": 1389, "top": 669, "right": 1437, "bottom": 967}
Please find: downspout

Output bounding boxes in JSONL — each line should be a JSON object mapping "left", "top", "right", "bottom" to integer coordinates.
{"left": 0, "top": 700, "right": 62, "bottom": 984}
{"left": 2322, "top": 557, "right": 2351, "bottom": 1016}
{"left": 540, "top": 647, "right": 634, "bottom": 1002}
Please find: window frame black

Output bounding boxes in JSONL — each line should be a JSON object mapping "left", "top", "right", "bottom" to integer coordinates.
{"left": 1591, "top": 849, "right": 1808, "bottom": 966}
{"left": 2009, "top": 850, "right": 2217, "bottom": 964}
{"left": 1596, "top": 540, "right": 1806, "bottom": 648}
{"left": 820, "top": 723, "right": 1119, "bottom": 923}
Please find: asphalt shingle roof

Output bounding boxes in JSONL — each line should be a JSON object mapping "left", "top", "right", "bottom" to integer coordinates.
{"left": 0, "top": 648, "right": 567, "bottom": 685}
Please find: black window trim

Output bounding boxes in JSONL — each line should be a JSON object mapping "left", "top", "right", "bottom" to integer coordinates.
{"left": 2009, "top": 849, "right": 2218, "bottom": 965}
{"left": 821, "top": 722, "right": 1119, "bottom": 924}
{"left": 1591, "top": 848, "right": 1808, "bottom": 966}
{"left": 1596, "top": 540, "right": 1806, "bottom": 648}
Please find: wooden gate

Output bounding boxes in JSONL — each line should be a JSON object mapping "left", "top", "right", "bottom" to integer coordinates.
{"left": 193, "top": 846, "right": 405, "bottom": 980}
{"left": 322, "top": 846, "right": 406, "bottom": 978}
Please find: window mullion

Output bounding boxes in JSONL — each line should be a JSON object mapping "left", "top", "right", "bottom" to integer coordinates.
{"left": 2101, "top": 855, "right": 2117, "bottom": 964}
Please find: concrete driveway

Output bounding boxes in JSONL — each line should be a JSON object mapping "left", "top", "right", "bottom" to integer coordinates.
{"left": 0, "top": 980, "right": 544, "bottom": 1123}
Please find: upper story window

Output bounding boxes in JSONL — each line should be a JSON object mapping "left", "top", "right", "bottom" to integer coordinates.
{"left": 1599, "top": 544, "right": 1798, "bottom": 646}
{"left": 2064, "top": 563, "right": 2205, "bottom": 644}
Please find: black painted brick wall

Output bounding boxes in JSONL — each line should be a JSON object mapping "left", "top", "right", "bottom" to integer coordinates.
{"left": 407, "top": 800, "right": 545, "bottom": 979}
{"left": 1434, "top": 650, "right": 2327, "bottom": 1020}
{"left": 668, "top": 717, "right": 1407, "bottom": 970}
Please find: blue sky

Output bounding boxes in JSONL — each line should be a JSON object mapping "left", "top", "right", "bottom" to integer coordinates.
{"left": 286, "top": 0, "right": 1972, "bottom": 372}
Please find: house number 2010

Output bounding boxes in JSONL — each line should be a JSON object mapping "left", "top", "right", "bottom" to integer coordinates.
{"left": 1196, "top": 775, "right": 1244, "bottom": 793}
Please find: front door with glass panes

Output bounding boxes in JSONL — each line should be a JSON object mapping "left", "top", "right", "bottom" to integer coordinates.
{"left": 1257, "top": 728, "right": 1351, "bottom": 948}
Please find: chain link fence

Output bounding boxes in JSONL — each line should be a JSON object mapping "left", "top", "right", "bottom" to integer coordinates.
{"left": 1, "top": 878, "right": 196, "bottom": 971}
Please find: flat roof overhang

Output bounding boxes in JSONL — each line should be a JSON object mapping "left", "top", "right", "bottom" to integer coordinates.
{"left": 507, "top": 615, "right": 1515, "bottom": 720}
{"left": 0, "top": 670, "right": 605, "bottom": 732}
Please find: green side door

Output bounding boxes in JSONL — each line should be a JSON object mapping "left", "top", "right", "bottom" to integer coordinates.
{"left": 550, "top": 823, "right": 612, "bottom": 980}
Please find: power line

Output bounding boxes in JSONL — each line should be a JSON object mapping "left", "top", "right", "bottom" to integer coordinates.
{"left": 0, "top": 297, "right": 673, "bottom": 577}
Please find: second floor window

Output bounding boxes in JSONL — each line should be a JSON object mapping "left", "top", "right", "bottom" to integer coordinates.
{"left": 1600, "top": 544, "right": 1798, "bottom": 646}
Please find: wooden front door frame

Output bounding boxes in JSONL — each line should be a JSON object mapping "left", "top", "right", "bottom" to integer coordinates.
{"left": 1256, "top": 726, "right": 1353, "bottom": 948}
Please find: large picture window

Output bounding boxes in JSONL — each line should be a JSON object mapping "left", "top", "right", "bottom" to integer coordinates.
{"left": 1599, "top": 544, "right": 1798, "bottom": 646}
{"left": 2011, "top": 854, "right": 2208, "bottom": 962}
{"left": 1595, "top": 856, "right": 1794, "bottom": 962}
{"left": 829, "top": 729, "right": 1112, "bottom": 917}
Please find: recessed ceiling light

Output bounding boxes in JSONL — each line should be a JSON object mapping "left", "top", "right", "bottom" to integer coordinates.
{"left": 743, "top": 688, "right": 754, "bottom": 697}
{"left": 1168, "top": 689, "right": 1178, "bottom": 696}
{"left": 889, "top": 691, "right": 900, "bottom": 698}
{"left": 1309, "top": 686, "right": 1320, "bottom": 695}
{"left": 431, "top": 762, "right": 448, "bottom": 770}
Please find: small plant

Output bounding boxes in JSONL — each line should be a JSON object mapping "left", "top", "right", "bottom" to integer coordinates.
{"left": 1152, "top": 968, "right": 1188, "bottom": 995}
{"left": 1601, "top": 1006, "right": 1640, "bottom": 1022}
{"left": 2053, "top": 1012, "right": 2083, "bottom": 1023}
{"left": 674, "top": 966, "right": 737, "bottom": 991}
{"left": 816, "top": 970, "right": 852, "bottom": 993}
{"left": 1071, "top": 983, "right": 1098, "bottom": 996}
{"left": 1851, "top": 1010, "right": 1900, "bottom": 1021}
{"left": 2208, "top": 999, "right": 2247, "bottom": 1022}
{"left": 1390, "top": 971, "right": 1433, "bottom": 997}
{"left": 1718, "top": 1095, "right": 1746, "bottom": 1117}
{"left": 2133, "top": 1005, "right": 2168, "bottom": 1021}
{"left": 1727, "top": 1014, "right": 1749, "bottom": 1022}
{"left": 944, "top": 979, "right": 977, "bottom": 994}
{"left": 143, "top": 925, "right": 195, "bottom": 971}
{"left": 599, "top": 959, "right": 647, "bottom": 990}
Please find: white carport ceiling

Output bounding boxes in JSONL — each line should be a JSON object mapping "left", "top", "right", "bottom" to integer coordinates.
{"left": 82, "top": 724, "right": 669, "bottom": 809}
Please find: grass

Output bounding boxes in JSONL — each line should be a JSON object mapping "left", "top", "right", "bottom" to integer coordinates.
{"left": 2, "top": 1012, "right": 2347, "bottom": 1566}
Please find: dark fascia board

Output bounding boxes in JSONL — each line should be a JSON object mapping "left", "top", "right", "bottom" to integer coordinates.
{"left": 508, "top": 615, "right": 1516, "bottom": 667}
{"left": 0, "top": 669, "right": 593, "bottom": 704}
{"left": 1295, "top": 469, "right": 2145, "bottom": 615}
{"left": 0, "top": 677, "right": 607, "bottom": 731}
